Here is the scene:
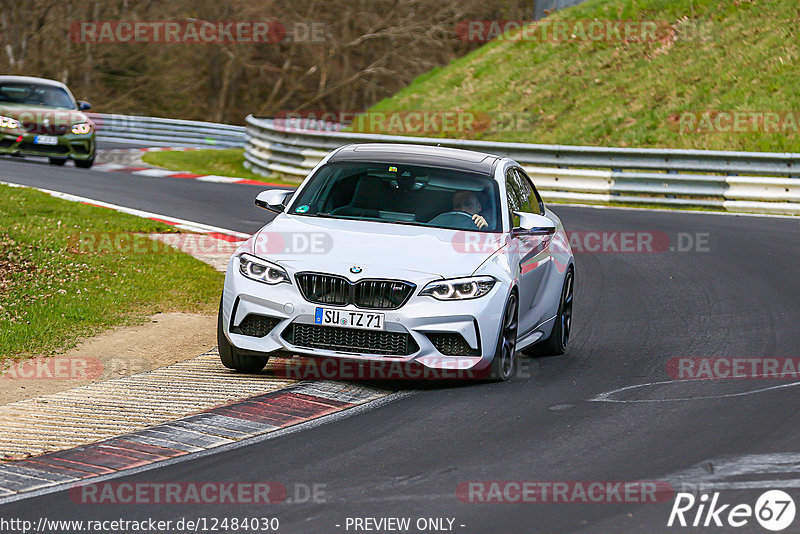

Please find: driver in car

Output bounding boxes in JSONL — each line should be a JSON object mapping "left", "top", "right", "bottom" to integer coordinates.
{"left": 452, "top": 191, "right": 488, "bottom": 230}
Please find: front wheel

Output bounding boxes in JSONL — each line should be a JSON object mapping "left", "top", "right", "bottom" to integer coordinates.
{"left": 75, "top": 157, "right": 94, "bottom": 169}
{"left": 489, "top": 293, "right": 518, "bottom": 382}
{"left": 217, "top": 300, "right": 268, "bottom": 373}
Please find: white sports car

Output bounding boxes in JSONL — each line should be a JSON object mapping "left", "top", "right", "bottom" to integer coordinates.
{"left": 218, "top": 143, "right": 574, "bottom": 381}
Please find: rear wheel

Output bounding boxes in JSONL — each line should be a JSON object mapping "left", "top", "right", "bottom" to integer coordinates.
{"left": 524, "top": 268, "right": 573, "bottom": 357}
{"left": 48, "top": 157, "right": 67, "bottom": 166}
{"left": 489, "top": 292, "right": 518, "bottom": 382}
{"left": 217, "top": 299, "right": 268, "bottom": 373}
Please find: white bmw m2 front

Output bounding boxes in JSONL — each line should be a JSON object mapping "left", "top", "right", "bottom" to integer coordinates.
{"left": 218, "top": 144, "right": 574, "bottom": 381}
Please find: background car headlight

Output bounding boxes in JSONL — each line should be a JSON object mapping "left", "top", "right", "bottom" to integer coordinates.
{"left": 71, "top": 123, "right": 92, "bottom": 134}
{"left": 238, "top": 253, "right": 290, "bottom": 285}
{"left": 420, "top": 276, "right": 496, "bottom": 300}
{"left": 0, "top": 116, "right": 20, "bottom": 129}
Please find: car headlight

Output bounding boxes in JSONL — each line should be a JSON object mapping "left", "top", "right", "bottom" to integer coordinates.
{"left": 420, "top": 276, "right": 496, "bottom": 300}
{"left": 71, "top": 123, "right": 92, "bottom": 135}
{"left": 238, "top": 253, "right": 290, "bottom": 285}
{"left": 0, "top": 116, "right": 20, "bottom": 129}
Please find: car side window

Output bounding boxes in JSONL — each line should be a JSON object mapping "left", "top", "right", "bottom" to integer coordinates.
{"left": 511, "top": 169, "right": 535, "bottom": 215}
{"left": 505, "top": 169, "right": 522, "bottom": 228}
{"left": 514, "top": 169, "right": 544, "bottom": 215}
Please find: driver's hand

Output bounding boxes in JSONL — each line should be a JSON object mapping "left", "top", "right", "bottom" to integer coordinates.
{"left": 472, "top": 214, "right": 488, "bottom": 229}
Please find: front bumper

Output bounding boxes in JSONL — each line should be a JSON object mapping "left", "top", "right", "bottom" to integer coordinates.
{"left": 0, "top": 129, "right": 95, "bottom": 161}
{"left": 220, "top": 257, "right": 509, "bottom": 372}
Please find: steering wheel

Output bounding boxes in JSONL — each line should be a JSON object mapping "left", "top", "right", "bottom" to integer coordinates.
{"left": 428, "top": 211, "right": 480, "bottom": 230}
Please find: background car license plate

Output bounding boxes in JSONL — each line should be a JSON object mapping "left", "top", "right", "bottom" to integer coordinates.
{"left": 315, "top": 307, "right": 384, "bottom": 331}
{"left": 34, "top": 135, "right": 58, "bottom": 145}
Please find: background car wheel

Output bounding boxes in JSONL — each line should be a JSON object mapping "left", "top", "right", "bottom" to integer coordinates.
{"left": 75, "top": 158, "right": 94, "bottom": 169}
{"left": 489, "top": 292, "right": 518, "bottom": 382}
{"left": 524, "top": 267, "right": 574, "bottom": 357}
{"left": 48, "top": 157, "right": 67, "bottom": 166}
{"left": 217, "top": 300, "right": 268, "bottom": 373}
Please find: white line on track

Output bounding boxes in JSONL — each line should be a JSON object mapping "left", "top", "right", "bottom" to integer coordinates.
{"left": 589, "top": 378, "right": 800, "bottom": 403}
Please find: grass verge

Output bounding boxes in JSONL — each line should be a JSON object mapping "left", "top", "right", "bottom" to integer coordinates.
{"left": 369, "top": 0, "right": 800, "bottom": 152}
{"left": 141, "top": 148, "right": 292, "bottom": 184}
{"left": 0, "top": 184, "right": 223, "bottom": 360}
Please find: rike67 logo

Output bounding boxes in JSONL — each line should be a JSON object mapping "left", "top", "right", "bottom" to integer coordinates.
{"left": 668, "top": 490, "right": 796, "bottom": 531}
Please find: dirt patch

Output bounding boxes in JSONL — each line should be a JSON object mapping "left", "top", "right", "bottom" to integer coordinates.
{"left": 0, "top": 312, "right": 216, "bottom": 405}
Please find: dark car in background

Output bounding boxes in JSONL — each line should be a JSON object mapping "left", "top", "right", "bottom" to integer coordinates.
{"left": 0, "top": 75, "right": 95, "bottom": 168}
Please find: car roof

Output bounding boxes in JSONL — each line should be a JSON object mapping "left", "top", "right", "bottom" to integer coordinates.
{"left": 329, "top": 143, "right": 500, "bottom": 174}
{"left": 0, "top": 76, "right": 69, "bottom": 89}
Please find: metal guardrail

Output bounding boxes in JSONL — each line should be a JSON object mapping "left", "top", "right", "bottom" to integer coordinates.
{"left": 243, "top": 115, "right": 800, "bottom": 216}
{"left": 89, "top": 113, "right": 246, "bottom": 148}
{"left": 534, "top": 0, "right": 589, "bottom": 19}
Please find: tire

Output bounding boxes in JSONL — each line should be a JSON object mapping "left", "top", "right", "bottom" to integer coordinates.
{"left": 48, "top": 157, "right": 67, "bottom": 166}
{"left": 217, "top": 299, "right": 268, "bottom": 373}
{"left": 524, "top": 268, "right": 574, "bottom": 357}
{"left": 75, "top": 158, "right": 94, "bottom": 169}
{"left": 489, "top": 292, "right": 519, "bottom": 382}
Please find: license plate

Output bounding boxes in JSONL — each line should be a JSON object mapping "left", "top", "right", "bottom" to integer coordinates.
{"left": 315, "top": 307, "right": 384, "bottom": 331}
{"left": 34, "top": 135, "right": 58, "bottom": 145}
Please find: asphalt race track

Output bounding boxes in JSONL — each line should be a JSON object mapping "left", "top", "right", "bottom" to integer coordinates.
{"left": 2, "top": 149, "right": 800, "bottom": 533}
{"left": 0, "top": 147, "right": 271, "bottom": 234}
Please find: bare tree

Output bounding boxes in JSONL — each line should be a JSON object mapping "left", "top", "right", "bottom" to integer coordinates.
{"left": 0, "top": 0, "right": 537, "bottom": 123}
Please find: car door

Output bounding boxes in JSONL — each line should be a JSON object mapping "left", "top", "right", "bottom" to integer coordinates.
{"left": 507, "top": 167, "right": 555, "bottom": 338}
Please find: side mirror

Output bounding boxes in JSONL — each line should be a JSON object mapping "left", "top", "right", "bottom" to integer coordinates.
{"left": 514, "top": 212, "right": 556, "bottom": 236}
{"left": 255, "top": 189, "right": 293, "bottom": 213}
{"left": 77, "top": 101, "right": 91, "bottom": 111}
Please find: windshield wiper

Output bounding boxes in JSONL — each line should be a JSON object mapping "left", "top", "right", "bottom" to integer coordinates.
{"left": 294, "top": 212, "right": 339, "bottom": 219}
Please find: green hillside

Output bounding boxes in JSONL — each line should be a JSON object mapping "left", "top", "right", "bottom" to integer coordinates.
{"left": 369, "top": 0, "right": 800, "bottom": 152}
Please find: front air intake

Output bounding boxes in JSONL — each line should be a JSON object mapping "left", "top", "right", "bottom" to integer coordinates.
{"left": 283, "top": 324, "right": 418, "bottom": 356}
{"left": 426, "top": 333, "right": 480, "bottom": 356}
{"left": 231, "top": 314, "right": 281, "bottom": 338}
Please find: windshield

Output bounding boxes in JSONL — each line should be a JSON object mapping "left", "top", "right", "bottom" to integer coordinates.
{"left": 288, "top": 161, "right": 501, "bottom": 232}
{"left": 0, "top": 82, "right": 76, "bottom": 109}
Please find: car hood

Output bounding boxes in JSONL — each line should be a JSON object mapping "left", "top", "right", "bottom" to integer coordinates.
{"left": 0, "top": 103, "right": 89, "bottom": 125}
{"left": 237, "top": 214, "right": 507, "bottom": 281}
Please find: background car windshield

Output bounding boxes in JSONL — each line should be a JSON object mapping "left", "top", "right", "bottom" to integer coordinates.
{"left": 0, "top": 83, "right": 76, "bottom": 109}
{"left": 289, "top": 161, "right": 501, "bottom": 232}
